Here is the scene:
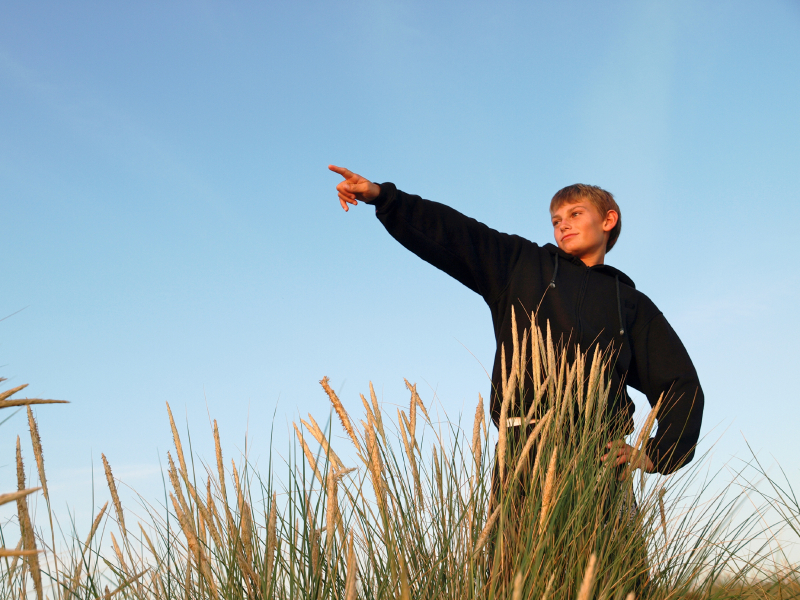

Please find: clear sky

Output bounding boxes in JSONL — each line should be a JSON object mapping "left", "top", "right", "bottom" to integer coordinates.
{"left": 2, "top": 1, "right": 799, "bottom": 533}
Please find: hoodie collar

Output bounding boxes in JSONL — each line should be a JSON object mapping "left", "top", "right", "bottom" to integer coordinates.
{"left": 544, "top": 243, "right": 636, "bottom": 289}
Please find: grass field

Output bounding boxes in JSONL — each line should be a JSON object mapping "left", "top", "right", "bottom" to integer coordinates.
{"left": 2, "top": 321, "right": 799, "bottom": 599}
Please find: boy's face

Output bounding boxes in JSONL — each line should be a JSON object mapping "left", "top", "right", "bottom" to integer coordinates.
{"left": 550, "top": 200, "right": 617, "bottom": 262}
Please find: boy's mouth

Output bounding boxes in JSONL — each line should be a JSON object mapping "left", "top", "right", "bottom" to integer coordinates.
{"left": 561, "top": 233, "right": 577, "bottom": 242}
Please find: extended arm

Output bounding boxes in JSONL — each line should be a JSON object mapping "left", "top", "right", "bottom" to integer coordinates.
{"left": 329, "top": 165, "right": 528, "bottom": 303}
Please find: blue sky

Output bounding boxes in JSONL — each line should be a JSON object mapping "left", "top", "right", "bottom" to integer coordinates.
{"left": 2, "top": 1, "right": 799, "bottom": 532}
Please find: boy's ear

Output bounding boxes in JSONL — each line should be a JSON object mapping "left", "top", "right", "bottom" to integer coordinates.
{"left": 602, "top": 210, "right": 619, "bottom": 233}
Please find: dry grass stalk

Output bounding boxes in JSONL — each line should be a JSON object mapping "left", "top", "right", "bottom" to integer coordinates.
{"left": 432, "top": 445, "right": 444, "bottom": 512}
{"left": 0, "top": 398, "right": 69, "bottom": 408}
{"left": 26, "top": 408, "right": 49, "bottom": 504}
{"left": 320, "top": 376, "right": 362, "bottom": 454}
{"left": 306, "top": 495, "right": 320, "bottom": 573}
{"left": 539, "top": 445, "right": 559, "bottom": 535}
{"left": 167, "top": 453, "right": 194, "bottom": 534}
{"left": 576, "top": 553, "right": 598, "bottom": 600}
{"left": 170, "top": 493, "right": 218, "bottom": 599}
{"left": 265, "top": 491, "right": 277, "bottom": 591}
{"left": 213, "top": 420, "right": 227, "bottom": 501}
{"left": 0, "top": 487, "right": 40, "bottom": 507}
{"left": 404, "top": 380, "right": 418, "bottom": 438}
{"left": 15, "top": 437, "right": 42, "bottom": 600}
{"left": 90, "top": 569, "right": 149, "bottom": 600}
{"left": 110, "top": 532, "right": 131, "bottom": 577}
{"left": 514, "top": 409, "right": 553, "bottom": 479}
{"left": 497, "top": 344, "right": 512, "bottom": 483}
{"left": 554, "top": 346, "right": 567, "bottom": 411}
{"left": 302, "top": 415, "right": 345, "bottom": 471}
{"left": 0, "top": 383, "right": 29, "bottom": 401}
{"left": 399, "top": 410, "right": 422, "bottom": 505}
{"left": 184, "top": 560, "right": 192, "bottom": 600}
{"left": 659, "top": 487, "right": 668, "bottom": 542}
{"left": 138, "top": 523, "right": 159, "bottom": 562}
{"left": 344, "top": 535, "right": 358, "bottom": 600}
{"left": 530, "top": 417, "right": 551, "bottom": 486}
{"left": 294, "top": 422, "right": 323, "bottom": 485}
{"left": 473, "top": 505, "right": 501, "bottom": 553}
{"left": 231, "top": 459, "right": 245, "bottom": 530}
{"left": 0, "top": 548, "right": 38, "bottom": 557}
{"left": 625, "top": 594, "right": 636, "bottom": 600}
{"left": 184, "top": 478, "right": 223, "bottom": 550}
{"left": 26, "top": 407, "right": 61, "bottom": 600}
{"left": 366, "top": 426, "right": 387, "bottom": 513}
{"left": 546, "top": 320, "right": 556, "bottom": 400}
{"left": 326, "top": 467, "right": 338, "bottom": 564}
{"left": 165, "top": 402, "right": 189, "bottom": 478}
{"left": 525, "top": 373, "right": 551, "bottom": 425}
{"left": 360, "top": 392, "right": 380, "bottom": 444}
{"left": 635, "top": 393, "right": 663, "bottom": 453}
{"left": 472, "top": 395, "right": 484, "bottom": 469}
{"left": 531, "top": 319, "right": 542, "bottom": 394}
{"left": 368, "top": 381, "right": 387, "bottom": 441}
{"left": 584, "top": 345, "right": 602, "bottom": 419}
{"left": 518, "top": 325, "right": 529, "bottom": 407}
{"left": 213, "top": 419, "right": 238, "bottom": 539}
{"left": 511, "top": 305, "right": 520, "bottom": 378}
{"left": 102, "top": 454, "right": 127, "bottom": 539}
{"left": 399, "top": 554, "right": 411, "bottom": 600}
{"left": 241, "top": 501, "right": 254, "bottom": 560}
{"left": 5, "top": 539, "right": 23, "bottom": 588}
{"left": 70, "top": 502, "right": 108, "bottom": 595}
{"left": 512, "top": 570, "right": 523, "bottom": 600}
{"left": 575, "top": 344, "right": 584, "bottom": 410}
{"left": 540, "top": 573, "right": 556, "bottom": 600}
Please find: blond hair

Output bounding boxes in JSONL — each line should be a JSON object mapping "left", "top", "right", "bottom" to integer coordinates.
{"left": 550, "top": 184, "right": 622, "bottom": 251}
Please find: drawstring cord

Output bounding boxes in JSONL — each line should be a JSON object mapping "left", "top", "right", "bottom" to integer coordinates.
{"left": 615, "top": 275, "right": 625, "bottom": 336}
{"left": 550, "top": 251, "right": 624, "bottom": 337}
{"left": 549, "top": 254, "right": 559, "bottom": 288}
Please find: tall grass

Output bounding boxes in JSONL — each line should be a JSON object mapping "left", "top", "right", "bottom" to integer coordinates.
{"left": 2, "top": 323, "right": 798, "bottom": 599}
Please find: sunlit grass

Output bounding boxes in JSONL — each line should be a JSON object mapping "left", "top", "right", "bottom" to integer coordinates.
{"left": 2, "top": 323, "right": 798, "bottom": 599}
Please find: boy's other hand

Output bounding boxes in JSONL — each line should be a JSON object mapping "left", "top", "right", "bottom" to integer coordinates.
{"left": 603, "top": 441, "right": 655, "bottom": 477}
{"left": 328, "top": 165, "right": 381, "bottom": 211}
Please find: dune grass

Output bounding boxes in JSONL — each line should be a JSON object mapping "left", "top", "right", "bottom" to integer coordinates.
{"left": 2, "top": 323, "right": 799, "bottom": 599}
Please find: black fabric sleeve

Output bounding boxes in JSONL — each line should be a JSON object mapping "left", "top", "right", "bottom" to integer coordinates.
{"left": 367, "top": 182, "right": 528, "bottom": 304}
{"left": 626, "top": 313, "right": 705, "bottom": 474}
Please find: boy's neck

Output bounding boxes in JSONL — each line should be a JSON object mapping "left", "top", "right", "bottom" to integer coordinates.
{"left": 577, "top": 247, "right": 606, "bottom": 267}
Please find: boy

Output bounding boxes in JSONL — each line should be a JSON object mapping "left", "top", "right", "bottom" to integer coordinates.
{"left": 328, "top": 165, "right": 703, "bottom": 475}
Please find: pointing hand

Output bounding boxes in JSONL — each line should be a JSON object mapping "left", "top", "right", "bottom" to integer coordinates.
{"left": 328, "top": 165, "right": 381, "bottom": 211}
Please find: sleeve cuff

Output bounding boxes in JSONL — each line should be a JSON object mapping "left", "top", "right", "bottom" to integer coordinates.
{"left": 364, "top": 181, "right": 398, "bottom": 212}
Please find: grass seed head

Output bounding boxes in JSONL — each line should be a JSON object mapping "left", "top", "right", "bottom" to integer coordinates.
{"left": 165, "top": 402, "right": 188, "bottom": 478}
{"left": 15, "top": 438, "right": 42, "bottom": 600}
{"left": 320, "top": 376, "right": 362, "bottom": 454}
{"left": 539, "top": 445, "right": 559, "bottom": 534}
{"left": 102, "top": 453, "right": 127, "bottom": 539}
{"left": 26, "top": 407, "right": 49, "bottom": 504}
{"left": 576, "top": 553, "right": 598, "bottom": 600}
{"left": 472, "top": 395, "right": 484, "bottom": 469}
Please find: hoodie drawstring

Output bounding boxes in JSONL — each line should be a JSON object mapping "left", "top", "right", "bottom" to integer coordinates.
{"left": 615, "top": 275, "right": 625, "bottom": 336}
{"left": 549, "top": 254, "right": 559, "bottom": 288}
{"left": 551, "top": 252, "right": 624, "bottom": 336}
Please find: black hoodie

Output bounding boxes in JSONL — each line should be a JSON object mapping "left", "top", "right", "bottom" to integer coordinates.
{"left": 366, "top": 182, "right": 704, "bottom": 475}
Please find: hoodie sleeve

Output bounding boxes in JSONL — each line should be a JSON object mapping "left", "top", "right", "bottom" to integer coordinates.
{"left": 626, "top": 310, "right": 705, "bottom": 474}
{"left": 367, "top": 182, "right": 527, "bottom": 304}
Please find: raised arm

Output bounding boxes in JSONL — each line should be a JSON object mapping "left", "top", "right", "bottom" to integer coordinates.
{"left": 328, "top": 165, "right": 529, "bottom": 303}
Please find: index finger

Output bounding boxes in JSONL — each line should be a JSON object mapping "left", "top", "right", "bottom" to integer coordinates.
{"left": 328, "top": 164, "right": 354, "bottom": 179}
